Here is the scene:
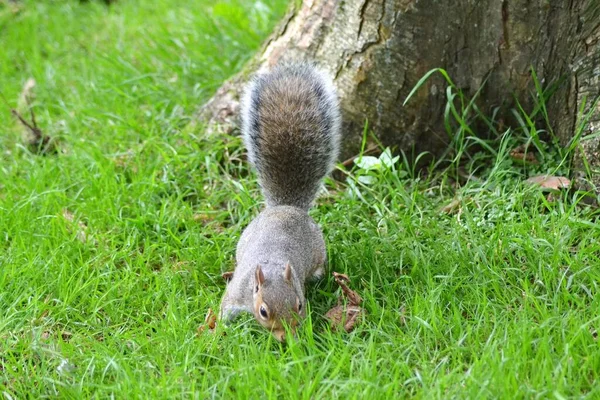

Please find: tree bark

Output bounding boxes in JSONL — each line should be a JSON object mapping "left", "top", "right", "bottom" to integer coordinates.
{"left": 198, "top": 0, "right": 600, "bottom": 186}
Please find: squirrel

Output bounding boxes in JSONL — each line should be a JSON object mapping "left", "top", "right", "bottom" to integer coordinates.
{"left": 219, "top": 62, "right": 341, "bottom": 341}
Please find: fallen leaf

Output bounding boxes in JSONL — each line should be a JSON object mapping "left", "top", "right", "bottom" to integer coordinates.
{"left": 37, "top": 309, "right": 49, "bottom": 320}
{"left": 172, "top": 261, "right": 189, "bottom": 271}
{"left": 61, "top": 209, "right": 89, "bottom": 243}
{"left": 1, "top": 81, "right": 56, "bottom": 154}
{"left": 197, "top": 308, "right": 217, "bottom": 335}
{"left": 18, "top": 78, "right": 36, "bottom": 110}
{"left": 193, "top": 213, "right": 216, "bottom": 224}
{"left": 525, "top": 175, "right": 571, "bottom": 190}
{"left": 0, "top": 1, "right": 23, "bottom": 15}
{"left": 510, "top": 144, "right": 538, "bottom": 164}
{"left": 325, "top": 272, "right": 364, "bottom": 333}
{"left": 332, "top": 272, "right": 362, "bottom": 306}
{"left": 546, "top": 192, "right": 560, "bottom": 202}
{"left": 440, "top": 197, "right": 462, "bottom": 214}
{"left": 325, "top": 304, "right": 363, "bottom": 333}
{"left": 113, "top": 151, "right": 138, "bottom": 173}
{"left": 399, "top": 305, "right": 407, "bottom": 326}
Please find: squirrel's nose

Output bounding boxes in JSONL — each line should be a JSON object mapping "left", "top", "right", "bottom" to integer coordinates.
{"left": 272, "top": 327, "right": 296, "bottom": 342}
{"left": 272, "top": 329, "right": 286, "bottom": 342}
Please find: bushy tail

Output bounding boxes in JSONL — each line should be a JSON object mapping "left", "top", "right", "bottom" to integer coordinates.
{"left": 240, "top": 63, "right": 341, "bottom": 210}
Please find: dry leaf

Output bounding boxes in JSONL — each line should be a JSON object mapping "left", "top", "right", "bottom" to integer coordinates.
{"left": 525, "top": 175, "right": 571, "bottom": 190}
{"left": 546, "top": 192, "right": 560, "bottom": 202}
{"left": 61, "top": 209, "right": 89, "bottom": 243}
{"left": 18, "top": 78, "right": 36, "bottom": 110}
{"left": 113, "top": 151, "right": 138, "bottom": 173}
{"left": 440, "top": 197, "right": 462, "bottom": 214}
{"left": 1, "top": 80, "right": 56, "bottom": 154}
{"left": 192, "top": 212, "right": 226, "bottom": 233}
{"left": 193, "top": 213, "right": 216, "bottom": 223}
{"left": 325, "top": 272, "right": 364, "bottom": 333}
{"left": 197, "top": 308, "right": 217, "bottom": 334}
{"left": 325, "top": 304, "right": 363, "bottom": 333}
{"left": 332, "top": 272, "right": 362, "bottom": 306}
{"left": 171, "top": 261, "right": 191, "bottom": 272}
{"left": 510, "top": 144, "right": 538, "bottom": 164}
{"left": 0, "top": 1, "right": 23, "bottom": 16}
{"left": 399, "top": 305, "right": 407, "bottom": 326}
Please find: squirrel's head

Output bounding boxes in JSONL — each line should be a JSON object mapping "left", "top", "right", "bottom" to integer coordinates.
{"left": 252, "top": 263, "right": 305, "bottom": 342}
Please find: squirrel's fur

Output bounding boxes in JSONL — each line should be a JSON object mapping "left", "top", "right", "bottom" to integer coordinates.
{"left": 219, "top": 63, "right": 341, "bottom": 341}
{"left": 241, "top": 63, "right": 341, "bottom": 210}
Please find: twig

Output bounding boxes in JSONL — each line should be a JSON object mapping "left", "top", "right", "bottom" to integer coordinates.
{"left": 0, "top": 88, "right": 54, "bottom": 154}
{"left": 340, "top": 144, "right": 379, "bottom": 168}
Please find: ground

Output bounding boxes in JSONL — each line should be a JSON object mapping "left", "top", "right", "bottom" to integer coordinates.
{"left": 0, "top": 1, "right": 599, "bottom": 398}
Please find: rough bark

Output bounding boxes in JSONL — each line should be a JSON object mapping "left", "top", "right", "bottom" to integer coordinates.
{"left": 567, "top": 2, "right": 600, "bottom": 190}
{"left": 198, "top": 0, "right": 600, "bottom": 186}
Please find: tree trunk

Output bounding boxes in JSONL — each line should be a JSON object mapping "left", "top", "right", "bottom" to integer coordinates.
{"left": 198, "top": 0, "right": 600, "bottom": 186}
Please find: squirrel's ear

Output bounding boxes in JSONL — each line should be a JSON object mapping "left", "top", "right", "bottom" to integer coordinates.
{"left": 284, "top": 263, "right": 292, "bottom": 283}
{"left": 255, "top": 265, "right": 265, "bottom": 286}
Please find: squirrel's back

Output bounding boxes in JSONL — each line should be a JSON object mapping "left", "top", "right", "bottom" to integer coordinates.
{"left": 241, "top": 63, "right": 341, "bottom": 210}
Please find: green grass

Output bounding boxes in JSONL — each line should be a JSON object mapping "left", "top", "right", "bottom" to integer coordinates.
{"left": 1, "top": 0, "right": 599, "bottom": 398}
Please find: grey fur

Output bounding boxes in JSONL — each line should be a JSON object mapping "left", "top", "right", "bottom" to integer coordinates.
{"left": 240, "top": 63, "right": 341, "bottom": 210}
{"left": 219, "top": 63, "right": 340, "bottom": 340}
{"left": 220, "top": 206, "right": 326, "bottom": 320}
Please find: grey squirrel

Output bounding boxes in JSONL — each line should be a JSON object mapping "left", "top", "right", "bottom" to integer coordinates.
{"left": 219, "top": 62, "right": 341, "bottom": 341}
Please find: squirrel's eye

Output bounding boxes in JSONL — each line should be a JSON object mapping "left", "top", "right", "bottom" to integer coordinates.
{"left": 298, "top": 301, "right": 302, "bottom": 312}
{"left": 254, "top": 285, "right": 259, "bottom": 293}
{"left": 259, "top": 305, "right": 268, "bottom": 319}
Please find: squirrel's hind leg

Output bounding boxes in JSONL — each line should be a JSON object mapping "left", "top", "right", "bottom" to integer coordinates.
{"left": 310, "top": 238, "right": 327, "bottom": 280}
{"left": 310, "top": 223, "right": 327, "bottom": 279}
{"left": 311, "top": 265, "right": 325, "bottom": 279}
{"left": 308, "top": 219, "right": 327, "bottom": 280}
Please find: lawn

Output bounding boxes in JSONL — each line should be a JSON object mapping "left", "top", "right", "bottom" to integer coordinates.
{"left": 1, "top": 0, "right": 599, "bottom": 398}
